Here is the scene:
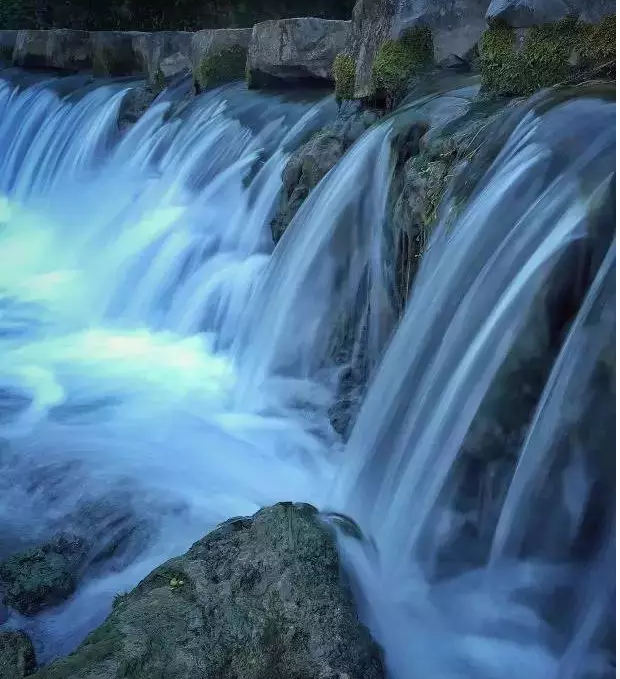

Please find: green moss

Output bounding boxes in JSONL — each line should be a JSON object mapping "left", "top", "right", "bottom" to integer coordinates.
{"left": 577, "top": 15, "right": 615, "bottom": 75}
{"left": 480, "top": 15, "right": 616, "bottom": 96}
{"left": 333, "top": 52, "right": 356, "bottom": 100}
{"left": 195, "top": 45, "right": 247, "bottom": 92}
{"left": 371, "top": 27, "right": 433, "bottom": 107}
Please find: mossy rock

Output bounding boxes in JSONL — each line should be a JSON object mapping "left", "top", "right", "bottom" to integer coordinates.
{"left": 333, "top": 52, "right": 356, "bottom": 100}
{"left": 370, "top": 28, "right": 433, "bottom": 107}
{"left": 195, "top": 45, "right": 247, "bottom": 91}
{"left": 479, "top": 15, "right": 616, "bottom": 96}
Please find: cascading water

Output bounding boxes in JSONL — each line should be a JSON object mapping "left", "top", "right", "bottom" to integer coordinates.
{"left": 332, "top": 91, "right": 615, "bottom": 678}
{"left": 0, "top": 66, "right": 614, "bottom": 679}
{"left": 0, "top": 73, "right": 342, "bottom": 659}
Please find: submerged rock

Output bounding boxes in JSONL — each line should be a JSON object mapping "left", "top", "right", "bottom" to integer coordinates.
{"left": 0, "top": 630, "right": 36, "bottom": 678}
{"left": 0, "top": 534, "right": 89, "bottom": 615}
{"left": 272, "top": 101, "right": 379, "bottom": 242}
{"left": 247, "top": 18, "right": 350, "bottom": 89}
{"left": 35, "top": 503, "right": 384, "bottom": 679}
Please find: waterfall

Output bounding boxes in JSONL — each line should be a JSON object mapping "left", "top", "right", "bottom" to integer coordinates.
{"left": 0, "top": 67, "right": 615, "bottom": 679}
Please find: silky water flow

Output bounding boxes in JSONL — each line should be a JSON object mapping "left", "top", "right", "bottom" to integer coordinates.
{"left": 0, "top": 70, "right": 615, "bottom": 678}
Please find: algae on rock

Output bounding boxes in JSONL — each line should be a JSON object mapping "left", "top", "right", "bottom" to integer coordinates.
{"left": 370, "top": 28, "right": 433, "bottom": 107}
{"left": 333, "top": 52, "right": 356, "bottom": 100}
{"left": 479, "top": 15, "right": 616, "bottom": 96}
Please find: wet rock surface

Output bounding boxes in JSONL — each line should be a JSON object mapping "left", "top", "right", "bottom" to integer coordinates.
{"left": 33, "top": 503, "right": 384, "bottom": 679}
{"left": 272, "top": 101, "right": 379, "bottom": 241}
{"left": 0, "top": 534, "right": 89, "bottom": 615}
{"left": 0, "top": 630, "right": 36, "bottom": 678}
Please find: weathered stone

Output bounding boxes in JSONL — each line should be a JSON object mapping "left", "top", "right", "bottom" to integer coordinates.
{"left": 34, "top": 503, "right": 384, "bottom": 679}
{"left": 0, "top": 30, "right": 17, "bottom": 62}
{"left": 486, "top": 0, "right": 616, "bottom": 27}
{"left": 91, "top": 31, "right": 149, "bottom": 77}
{"left": 13, "top": 30, "right": 92, "bottom": 71}
{"left": 133, "top": 31, "right": 192, "bottom": 90}
{"left": 272, "top": 101, "right": 379, "bottom": 242}
{"left": 247, "top": 18, "right": 350, "bottom": 88}
{"left": 191, "top": 28, "right": 252, "bottom": 91}
{"left": 0, "top": 630, "right": 36, "bottom": 679}
{"left": 345, "top": 0, "right": 488, "bottom": 100}
{"left": 479, "top": 14, "right": 615, "bottom": 96}
{"left": 0, "top": 534, "right": 89, "bottom": 615}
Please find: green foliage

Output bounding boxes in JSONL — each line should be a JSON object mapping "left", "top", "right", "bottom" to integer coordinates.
{"left": 333, "top": 52, "right": 356, "bottom": 100}
{"left": 480, "top": 15, "right": 616, "bottom": 96}
{"left": 371, "top": 28, "right": 433, "bottom": 107}
{"left": 196, "top": 45, "right": 247, "bottom": 91}
{"left": 0, "top": 0, "right": 354, "bottom": 31}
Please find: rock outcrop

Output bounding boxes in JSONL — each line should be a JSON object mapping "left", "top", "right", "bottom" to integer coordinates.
{"left": 191, "top": 28, "right": 252, "bottom": 91}
{"left": 0, "top": 631, "right": 36, "bottom": 679}
{"left": 340, "top": 0, "right": 487, "bottom": 101}
{"left": 247, "top": 18, "right": 350, "bottom": 88}
{"left": 0, "top": 534, "right": 89, "bottom": 615}
{"left": 272, "top": 101, "right": 379, "bottom": 242}
{"left": 33, "top": 503, "right": 384, "bottom": 679}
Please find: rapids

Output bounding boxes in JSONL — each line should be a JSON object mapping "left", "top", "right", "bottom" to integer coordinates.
{"left": 0, "top": 69, "right": 615, "bottom": 678}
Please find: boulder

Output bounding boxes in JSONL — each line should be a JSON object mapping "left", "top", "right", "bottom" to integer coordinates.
{"left": 247, "top": 18, "right": 350, "bottom": 89}
{"left": 0, "top": 534, "right": 89, "bottom": 615}
{"left": 133, "top": 31, "right": 192, "bottom": 90}
{"left": 272, "top": 101, "right": 379, "bottom": 242}
{"left": 34, "top": 503, "right": 385, "bottom": 679}
{"left": 0, "top": 630, "right": 36, "bottom": 679}
{"left": 13, "top": 30, "right": 92, "bottom": 71}
{"left": 0, "top": 30, "right": 17, "bottom": 62}
{"left": 91, "top": 31, "right": 149, "bottom": 77}
{"left": 486, "top": 0, "right": 616, "bottom": 26}
{"left": 191, "top": 28, "right": 253, "bottom": 92}
{"left": 342, "top": 0, "right": 487, "bottom": 101}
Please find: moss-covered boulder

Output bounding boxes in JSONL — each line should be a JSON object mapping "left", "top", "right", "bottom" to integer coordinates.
{"left": 247, "top": 18, "right": 349, "bottom": 89}
{"left": 479, "top": 13, "right": 615, "bottom": 96}
{"left": 0, "top": 534, "right": 89, "bottom": 615}
{"left": 33, "top": 503, "right": 384, "bottom": 679}
{"left": 0, "top": 631, "right": 36, "bottom": 678}
{"left": 191, "top": 28, "right": 252, "bottom": 92}
{"left": 345, "top": 0, "right": 488, "bottom": 100}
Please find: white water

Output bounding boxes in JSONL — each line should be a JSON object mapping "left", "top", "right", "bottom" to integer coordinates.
{"left": 0, "top": 72, "right": 615, "bottom": 678}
